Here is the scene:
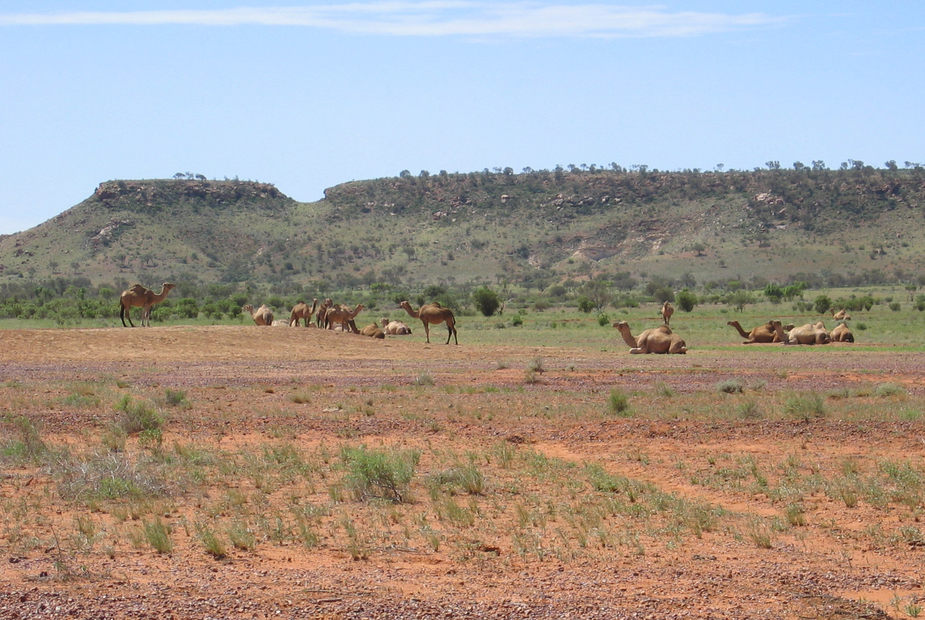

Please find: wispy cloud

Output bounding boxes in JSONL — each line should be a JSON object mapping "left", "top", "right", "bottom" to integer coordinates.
{"left": 0, "top": 3, "right": 783, "bottom": 38}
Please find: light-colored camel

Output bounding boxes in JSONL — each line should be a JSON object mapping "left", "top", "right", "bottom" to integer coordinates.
{"left": 785, "top": 321, "right": 831, "bottom": 345}
{"left": 832, "top": 309, "right": 851, "bottom": 321}
{"left": 613, "top": 321, "right": 687, "bottom": 354}
{"left": 727, "top": 320, "right": 787, "bottom": 344}
{"left": 243, "top": 304, "right": 274, "bottom": 326}
{"left": 324, "top": 304, "right": 363, "bottom": 333}
{"left": 399, "top": 301, "right": 458, "bottom": 344}
{"left": 119, "top": 282, "right": 175, "bottom": 327}
{"left": 360, "top": 323, "right": 386, "bottom": 339}
{"left": 289, "top": 298, "right": 318, "bottom": 327}
{"left": 380, "top": 317, "right": 412, "bottom": 335}
{"left": 661, "top": 301, "right": 674, "bottom": 326}
{"left": 830, "top": 322, "right": 854, "bottom": 342}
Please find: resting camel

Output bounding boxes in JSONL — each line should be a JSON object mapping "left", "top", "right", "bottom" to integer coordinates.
{"left": 360, "top": 323, "right": 386, "bottom": 339}
{"left": 400, "top": 301, "right": 458, "bottom": 344}
{"left": 243, "top": 304, "right": 274, "bottom": 326}
{"left": 785, "top": 321, "right": 831, "bottom": 345}
{"left": 381, "top": 318, "right": 412, "bottom": 335}
{"left": 119, "top": 282, "right": 175, "bottom": 327}
{"left": 661, "top": 301, "right": 674, "bottom": 326}
{"left": 613, "top": 321, "right": 686, "bottom": 354}
{"left": 830, "top": 322, "right": 855, "bottom": 342}
{"left": 289, "top": 298, "right": 318, "bottom": 327}
{"left": 832, "top": 309, "right": 851, "bottom": 321}
{"left": 727, "top": 320, "right": 787, "bottom": 344}
{"left": 324, "top": 304, "right": 363, "bottom": 333}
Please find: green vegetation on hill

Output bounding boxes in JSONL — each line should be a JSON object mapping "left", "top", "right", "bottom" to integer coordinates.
{"left": 0, "top": 166, "right": 923, "bottom": 310}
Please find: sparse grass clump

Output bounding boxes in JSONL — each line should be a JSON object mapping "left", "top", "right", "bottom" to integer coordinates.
{"left": 784, "top": 392, "right": 826, "bottom": 421}
{"left": 607, "top": 389, "right": 631, "bottom": 416}
{"left": 341, "top": 445, "right": 420, "bottom": 503}
{"left": 1, "top": 415, "right": 48, "bottom": 463}
{"left": 716, "top": 379, "right": 744, "bottom": 394}
{"left": 874, "top": 382, "right": 906, "bottom": 398}
{"left": 115, "top": 395, "right": 164, "bottom": 435}
{"left": 143, "top": 518, "right": 172, "bottom": 554}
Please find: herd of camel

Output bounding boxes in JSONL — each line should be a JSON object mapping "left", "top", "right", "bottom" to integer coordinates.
{"left": 118, "top": 282, "right": 458, "bottom": 344}
{"left": 611, "top": 301, "right": 855, "bottom": 354}
{"left": 118, "top": 284, "right": 853, "bottom": 352}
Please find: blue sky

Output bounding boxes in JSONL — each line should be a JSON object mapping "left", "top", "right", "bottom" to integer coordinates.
{"left": 1, "top": 2, "right": 922, "bottom": 234}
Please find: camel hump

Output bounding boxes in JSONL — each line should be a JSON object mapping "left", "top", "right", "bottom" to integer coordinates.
{"left": 128, "top": 283, "right": 147, "bottom": 294}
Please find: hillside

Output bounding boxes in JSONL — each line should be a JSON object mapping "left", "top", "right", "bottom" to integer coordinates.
{"left": 0, "top": 167, "right": 923, "bottom": 295}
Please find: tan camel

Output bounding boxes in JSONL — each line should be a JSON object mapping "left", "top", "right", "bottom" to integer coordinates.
{"left": 661, "top": 301, "right": 674, "bottom": 326}
{"left": 830, "top": 322, "right": 854, "bottom": 342}
{"left": 381, "top": 318, "right": 412, "bottom": 335}
{"left": 360, "top": 323, "right": 386, "bottom": 339}
{"left": 243, "top": 304, "right": 274, "bottom": 326}
{"left": 613, "top": 321, "right": 687, "bottom": 354}
{"left": 400, "top": 301, "right": 458, "bottom": 344}
{"left": 727, "top": 320, "right": 787, "bottom": 344}
{"left": 832, "top": 309, "right": 851, "bottom": 321}
{"left": 119, "top": 282, "right": 175, "bottom": 327}
{"left": 324, "top": 304, "right": 363, "bottom": 332}
{"left": 289, "top": 298, "right": 318, "bottom": 327}
{"left": 785, "top": 322, "right": 831, "bottom": 345}
{"left": 314, "top": 298, "right": 333, "bottom": 328}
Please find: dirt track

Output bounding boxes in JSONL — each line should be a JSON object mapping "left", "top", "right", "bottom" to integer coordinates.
{"left": 1, "top": 326, "right": 924, "bottom": 619}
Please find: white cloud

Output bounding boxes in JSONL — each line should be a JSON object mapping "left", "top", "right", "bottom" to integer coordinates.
{"left": 0, "top": 3, "right": 783, "bottom": 38}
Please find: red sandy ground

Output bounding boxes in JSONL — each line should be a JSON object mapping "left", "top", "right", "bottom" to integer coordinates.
{"left": 1, "top": 326, "right": 924, "bottom": 619}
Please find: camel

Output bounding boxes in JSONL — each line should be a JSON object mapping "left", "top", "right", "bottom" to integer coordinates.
{"left": 830, "top": 322, "right": 855, "bottom": 342}
{"left": 119, "top": 282, "right": 175, "bottom": 327}
{"left": 360, "top": 323, "right": 386, "bottom": 339}
{"left": 381, "top": 318, "right": 412, "bottom": 335}
{"left": 832, "top": 309, "right": 851, "bottom": 321}
{"left": 243, "top": 304, "right": 274, "bottom": 326}
{"left": 785, "top": 321, "right": 831, "bottom": 345}
{"left": 661, "top": 301, "right": 674, "bottom": 326}
{"left": 613, "top": 321, "right": 687, "bottom": 354}
{"left": 324, "top": 304, "right": 363, "bottom": 333}
{"left": 289, "top": 298, "right": 318, "bottom": 327}
{"left": 727, "top": 320, "right": 787, "bottom": 344}
{"left": 314, "top": 298, "right": 333, "bottom": 328}
{"left": 400, "top": 301, "right": 458, "bottom": 344}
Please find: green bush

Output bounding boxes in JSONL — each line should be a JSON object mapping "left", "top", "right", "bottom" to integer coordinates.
{"left": 472, "top": 286, "right": 501, "bottom": 317}
{"left": 341, "top": 445, "right": 420, "bottom": 503}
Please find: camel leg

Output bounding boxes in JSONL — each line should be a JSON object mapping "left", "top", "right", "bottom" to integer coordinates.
{"left": 121, "top": 304, "right": 135, "bottom": 327}
{"left": 423, "top": 322, "right": 431, "bottom": 343}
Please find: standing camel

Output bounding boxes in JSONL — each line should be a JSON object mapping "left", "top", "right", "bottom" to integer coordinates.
{"left": 289, "top": 298, "right": 318, "bottom": 327}
{"left": 119, "top": 282, "right": 175, "bottom": 327}
{"left": 661, "top": 301, "right": 674, "bottom": 326}
{"left": 323, "top": 304, "right": 363, "bottom": 332}
{"left": 399, "top": 301, "right": 458, "bottom": 344}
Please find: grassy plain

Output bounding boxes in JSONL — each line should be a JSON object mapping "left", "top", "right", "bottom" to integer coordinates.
{"left": 1, "top": 299, "right": 924, "bottom": 617}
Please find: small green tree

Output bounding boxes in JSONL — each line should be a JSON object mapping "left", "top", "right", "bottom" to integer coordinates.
{"left": 676, "top": 289, "right": 698, "bottom": 312}
{"left": 764, "top": 283, "right": 784, "bottom": 304}
{"left": 814, "top": 295, "right": 832, "bottom": 315}
{"left": 472, "top": 286, "right": 501, "bottom": 317}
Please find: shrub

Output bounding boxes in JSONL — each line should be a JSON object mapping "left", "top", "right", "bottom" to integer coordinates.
{"left": 472, "top": 286, "right": 501, "bottom": 317}
{"left": 341, "top": 445, "right": 420, "bottom": 503}
{"left": 813, "top": 295, "right": 832, "bottom": 315}
{"left": 676, "top": 289, "right": 698, "bottom": 312}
